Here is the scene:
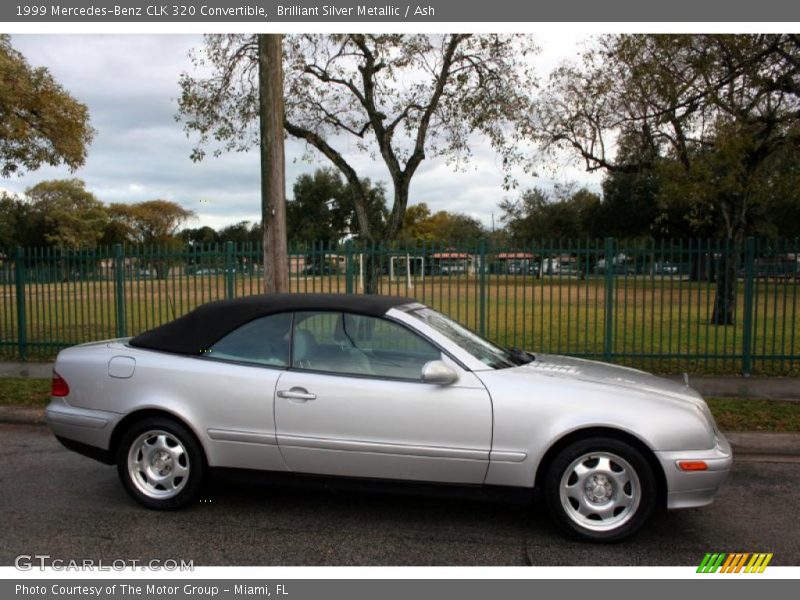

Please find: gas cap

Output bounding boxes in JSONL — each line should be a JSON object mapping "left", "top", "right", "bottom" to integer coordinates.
{"left": 108, "top": 356, "right": 136, "bottom": 379}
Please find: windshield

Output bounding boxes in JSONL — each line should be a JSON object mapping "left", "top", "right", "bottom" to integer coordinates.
{"left": 403, "top": 305, "right": 530, "bottom": 369}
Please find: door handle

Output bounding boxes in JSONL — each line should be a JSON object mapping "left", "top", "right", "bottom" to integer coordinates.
{"left": 277, "top": 387, "right": 317, "bottom": 401}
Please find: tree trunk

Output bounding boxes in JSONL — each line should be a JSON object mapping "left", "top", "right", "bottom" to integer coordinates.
{"left": 362, "top": 251, "right": 383, "bottom": 295}
{"left": 386, "top": 175, "right": 411, "bottom": 241}
{"left": 258, "top": 34, "right": 289, "bottom": 294}
{"left": 348, "top": 183, "right": 382, "bottom": 295}
{"left": 154, "top": 260, "right": 169, "bottom": 280}
{"left": 357, "top": 177, "right": 410, "bottom": 295}
{"left": 711, "top": 193, "right": 750, "bottom": 326}
{"left": 711, "top": 234, "right": 743, "bottom": 326}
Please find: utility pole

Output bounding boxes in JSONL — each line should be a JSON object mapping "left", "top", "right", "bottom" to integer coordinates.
{"left": 258, "top": 33, "right": 289, "bottom": 293}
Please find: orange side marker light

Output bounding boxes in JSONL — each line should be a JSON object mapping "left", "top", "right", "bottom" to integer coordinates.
{"left": 678, "top": 460, "right": 708, "bottom": 471}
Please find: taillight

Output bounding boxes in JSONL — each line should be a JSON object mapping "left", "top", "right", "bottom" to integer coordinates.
{"left": 51, "top": 372, "right": 70, "bottom": 397}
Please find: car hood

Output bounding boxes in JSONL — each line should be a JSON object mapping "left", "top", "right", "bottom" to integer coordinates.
{"left": 520, "top": 353, "right": 704, "bottom": 405}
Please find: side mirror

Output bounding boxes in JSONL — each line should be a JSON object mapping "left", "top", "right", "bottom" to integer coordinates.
{"left": 421, "top": 360, "right": 459, "bottom": 386}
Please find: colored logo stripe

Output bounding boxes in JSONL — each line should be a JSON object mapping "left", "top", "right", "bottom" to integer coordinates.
{"left": 746, "top": 553, "right": 773, "bottom": 573}
{"left": 697, "top": 552, "right": 772, "bottom": 573}
{"left": 720, "top": 553, "right": 749, "bottom": 573}
{"left": 697, "top": 553, "right": 725, "bottom": 573}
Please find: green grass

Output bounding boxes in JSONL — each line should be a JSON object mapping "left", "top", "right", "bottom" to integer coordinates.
{"left": 1, "top": 377, "right": 798, "bottom": 432}
{"left": 2, "top": 274, "right": 799, "bottom": 374}
{"left": 706, "top": 397, "right": 800, "bottom": 432}
{"left": 0, "top": 377, "right": 50, "bottom": 407}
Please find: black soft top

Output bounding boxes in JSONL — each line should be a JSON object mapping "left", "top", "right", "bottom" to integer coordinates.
{"left": 128, "top": 293, "right": 415, "bottom": 355}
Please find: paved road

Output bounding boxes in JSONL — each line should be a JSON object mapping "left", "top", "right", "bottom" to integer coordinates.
{"left": 1, "top": 423, "right": 798, "bottom": 566}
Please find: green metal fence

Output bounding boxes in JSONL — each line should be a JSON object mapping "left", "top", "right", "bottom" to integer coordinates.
{"left": 1, "top": 238, "right": 798, "bottom": 375}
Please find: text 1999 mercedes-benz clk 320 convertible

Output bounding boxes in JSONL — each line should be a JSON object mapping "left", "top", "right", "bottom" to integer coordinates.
{"left": 46, "top": 293, "right": 731, "bottom": 541}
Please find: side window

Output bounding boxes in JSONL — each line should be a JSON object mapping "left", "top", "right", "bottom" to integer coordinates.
{"left": 207, "top": 313, "right": 292, "bottom": 367}
{"left": 292, "top": 311, "right": 441, "bottom": 380}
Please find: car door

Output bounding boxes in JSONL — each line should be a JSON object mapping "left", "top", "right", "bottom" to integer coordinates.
{"left": 274, "top": 311, "right": 493, "bottom": 484}
{"left": 190, "top": 312, "right": 293, "bottom": 472}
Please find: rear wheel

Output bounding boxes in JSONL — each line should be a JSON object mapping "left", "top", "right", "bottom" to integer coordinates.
{"left": 543, "top": 437, "right": 656, "bottom": 542}
{"left": 116, "top": 417, "right": 205, "bottom": 510}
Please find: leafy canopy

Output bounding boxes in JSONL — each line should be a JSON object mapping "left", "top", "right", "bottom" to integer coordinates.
{"left": 286, "top": 168, "right": 387, "bottom": 243}
{"left": 537, "top": 34, "right": 800, "bottom": 240}
{"left": 0, "top": 35, "right": 94, "bottom": 177}
{"left": 108, "top": 200, "right": 195, "bottom": 246}
{"left": 24, "top": 179, "right": 108, "bottom": 249}
{"left": 499, "top": 184, "right": 601, "bottom": 242}
{"left": 399, "top": 202, "right": 486, "bottom": 244}
{"left": 178, "top": 34, "right": 538, "bottom": 240}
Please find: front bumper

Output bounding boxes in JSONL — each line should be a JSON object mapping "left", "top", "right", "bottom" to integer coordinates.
{"left": 655, "top": 433, "right": 733, "bottom": 510}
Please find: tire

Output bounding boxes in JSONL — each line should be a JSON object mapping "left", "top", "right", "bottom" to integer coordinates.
{"left": 116, "top": 416, "right": 205, "bottom": 510}
{"left": 543, "top": 436, "right": 656, "bottom": 542}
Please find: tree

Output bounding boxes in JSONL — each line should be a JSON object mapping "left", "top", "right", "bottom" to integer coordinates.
{"left": 0, "top": 193, "right": 18, "bottom": 248}
{"left": 287, "top": 169, "right": 349, "bottom": 243}
{"left": 108, "top": 200, "right": 194, "bottom": 278}
{"left": 286, "top": 168, "right": 388, "bottom": 243}
{"left": 538, "top": 34, "right": 800, "bottom": 324}
{"left": 24, "top": 179, "right": 108, "bottom": 249}
{"left": 178, "top": 34, "right": 537, "bottom": 291}
{"left": 108, "top": 200, "right": 194, "bottom": 245}
{"left": 98, "top": 219, "right": 133, "bottom": 247}
{"left": 499, "top": 185, "right": 601, "bottom": 242}
{"left": 399, "top": 203, "right": 434, "bottom": 241}
{"left": 0, "top": 192, "right": 41, "bottom": 248}
{"left": 598, "top": 167, "right": 666, "bottom": 239}
{"left": 258, "top": 34, "right": 289, "bottom": 293}
{"left": 755, "top": 145, "right": 800, "bottom": 238}
{"left": 399, "top": 202, "right": 486, "bottom": 245}
{"left": 0, "top": 35, "right": 94, "bottom": 177}
{"left": 216, "top": 221, "right": 256, "bottom": 245}
{"left": 179, "top": 225, "right": 219, "bottom": 246}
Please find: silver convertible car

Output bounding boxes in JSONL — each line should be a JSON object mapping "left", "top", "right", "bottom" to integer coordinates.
{"left": 46, "top": 294, "right": 731, "bottom": 541}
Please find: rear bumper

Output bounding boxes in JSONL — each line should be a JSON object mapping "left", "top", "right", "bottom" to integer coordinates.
{"left": 655, "top": 434, "right": 733, "bottom": 510}
{"left": 54, "top": 435, "right": 114, "bottom": 464}
{"left": 45, "top": 398, "right": 121, "bottom": 464}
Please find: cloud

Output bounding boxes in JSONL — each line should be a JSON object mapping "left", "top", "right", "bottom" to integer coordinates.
{"left": 3, "top": 33, "right": 602, "bottom": 230}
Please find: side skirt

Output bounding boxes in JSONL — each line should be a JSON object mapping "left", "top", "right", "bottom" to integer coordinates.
{"left": 207, "top": 467, "right": 539, "bottom": 505}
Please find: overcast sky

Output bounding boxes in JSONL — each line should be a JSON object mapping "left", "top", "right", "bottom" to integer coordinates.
{"left": 3, "top": 34, "right": 602, "bottom": 231}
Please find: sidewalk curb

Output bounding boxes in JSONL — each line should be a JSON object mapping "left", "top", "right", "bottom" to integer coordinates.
{"left": 667, "top": 375, "right": 800, "bottom": 403}
{"left": 1, "top": 406, "right": 798, "bottom": 457}
{"left": 0, "top": 406, "right": 46, "bottom": 425}
{"left": 723, "top": 432, "right": 800, "bottom": 456}
{"left": 0, "top": 362, "right": 54, "bottom": 379}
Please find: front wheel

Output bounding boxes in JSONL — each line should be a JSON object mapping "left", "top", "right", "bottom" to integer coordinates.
{"left": 116, "top": 417, "right": 205, "bottom": 510}
{"left": 543, "top": 437, "right": 657, "bottom": 542}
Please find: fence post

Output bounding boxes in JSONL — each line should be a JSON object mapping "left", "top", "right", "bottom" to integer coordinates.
{"left": 114, "top": 244, "right": 127, "bottom": 338}
{"left": 345, "top": 240, "right": 354, "bottom": 294}
{"left": 224, "top": 241, "right": 235, "bottom": 299}
{"left": 603, "top": 237, "right": 615, "bottom": 362}
{"left": 741, "top": 237, "right": 756, "bottom": 376}
{"left": 14, "top": 247, "right": 27, "bottom": 360}
{"left": 478, "top": 239, "right": 487, "bottom": 336}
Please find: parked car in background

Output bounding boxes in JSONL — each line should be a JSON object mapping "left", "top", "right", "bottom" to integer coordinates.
{"left": 504, "top": 260, "right": 539, "bottom": 276}
{"left": 594, "top": 259, "right": 636, "bottom": 276}
{"left": 558, "top": 263, "right": 582, "bottom": 277}
{"left": 46, "top": 293, "right": 731, "bottom": 542}
{"left": 652, "top": 262, "right": 679, "bottom": 275}
{"left": 302, "top": 263, "right": 339, "bottom": 276}
{"left": 439, "top": 264, "right": 467, "bottom": 275}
